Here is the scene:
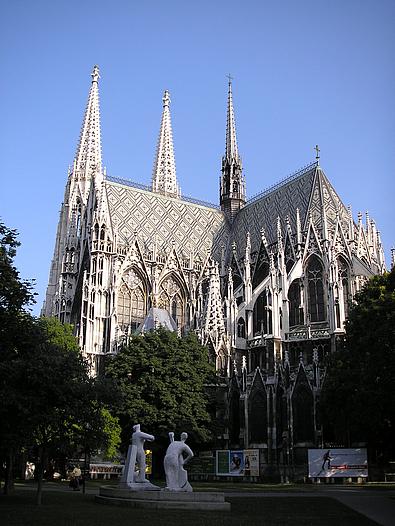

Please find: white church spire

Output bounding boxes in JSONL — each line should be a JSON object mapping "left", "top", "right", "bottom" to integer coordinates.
{"left": 73, "top": 65, "right": 103, "bottom": 196}
{"left": 152, "top": 90, "right": 180, "bottom": 198}
{"left": 225, "top": 78, "right": 240, "bottom": 163}
{"left": 220, "top": 77, "right": 245, "bottom": 220}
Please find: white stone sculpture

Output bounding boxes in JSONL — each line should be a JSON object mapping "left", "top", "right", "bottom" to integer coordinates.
{"left": 164, "top": 432, "right": 194, "bottom": 492}
{"left": 119, "top": 424, "right": 158, "bottom": 490}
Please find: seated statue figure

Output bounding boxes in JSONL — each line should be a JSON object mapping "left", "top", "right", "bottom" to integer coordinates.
{"left": 164, "top": 432, "right": 194, "bottom": 492}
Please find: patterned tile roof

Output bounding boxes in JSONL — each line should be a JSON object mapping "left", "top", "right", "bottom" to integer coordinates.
{"left": 105, "top": 179, "right": 229, "bottom": 259}
{"left": 228, "top": 164, "right": 317, "bottom": 259}
{"left": 226, "top": 163, "right": 352, "bottom": 261}
{"left": 106, "top": 162, "right": 352, "bottom": 266}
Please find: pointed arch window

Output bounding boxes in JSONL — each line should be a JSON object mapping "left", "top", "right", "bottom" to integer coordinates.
{"left": 158, "top": 275, "right": 185, "bottom": 329}
{"left": 217, "top": 348, "right": 227, "bottom": 374}
{"left": 99, "top": 225, "right": 106, "bottom": 251}
{"left": 289, "top": 279, "right": 303, "bottom": 327}
{"left": 229, "top": 388, "right": 240, "bottom": 445}
{"left": 307, "top": 256, "right": 326, "bottom": 322}
{"left": 252, "top": 247, "right": 270, "bottom": 289}
{"left": 249, "top": 391, "right": 268, "bottom": 443}
{"left": 237, "top": 317, "right": 246, "bottom": 338}
{"left": 292, "top": 385, "right": 314, "bottom": 443}
{"left": 117, "top": 269, "right": 147, "bottom": 332}
{"left": 253, "top": 290, "right": 272, "bottom": 336}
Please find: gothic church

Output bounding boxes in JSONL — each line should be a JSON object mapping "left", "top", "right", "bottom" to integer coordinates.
{"left": 43, "top": 66, "right": 386, "bottom": 475}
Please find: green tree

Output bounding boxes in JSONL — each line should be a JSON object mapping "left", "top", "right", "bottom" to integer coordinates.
{"left": 105, "top": 329, "right": 216, "bottom": 454}
{"left": 321, "top": 268, "right": 395, "bottom": 459}
{"left": 23, "top": 317, "right": 121, "bottom": 504}
{"left": 0, "top": 220, "right": 36, "bottom": 494}
{"left": 0, "top": 222, "right": 121, "bottom": 503}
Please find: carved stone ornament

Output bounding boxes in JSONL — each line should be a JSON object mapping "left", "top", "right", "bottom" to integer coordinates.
{"left": 162, "top": 277, "right": 180, "bottom": 298}
{"left": 125, "top": 269, "right": 141, "bottom": 290}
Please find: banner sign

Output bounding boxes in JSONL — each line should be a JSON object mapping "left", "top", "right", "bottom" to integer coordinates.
{"left": 216, "top": 449, "right": 259, "bottom": 476}
{"left": 308, "top": 448, "right": 368, "bottom": 478}
{"left": 89, "top": 464, "right": 124, "bottom": 476}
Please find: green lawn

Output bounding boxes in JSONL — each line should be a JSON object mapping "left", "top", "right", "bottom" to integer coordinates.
{"left": 0, "top": 490, "right": 379, "bottom": 526}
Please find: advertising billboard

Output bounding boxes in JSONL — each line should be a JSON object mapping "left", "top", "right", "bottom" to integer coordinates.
{"left": 216, "top": 449, "right": 259, "bottom": 476}
{"left": 244, "top": 449, "right": 260, "bottom": 477}
{"left": 308, "top": 448, "right": 368, "bottom": 478}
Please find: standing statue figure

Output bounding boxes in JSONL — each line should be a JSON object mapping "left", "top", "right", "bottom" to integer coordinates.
{"left": 120, "top": 423, "right": 158, "bottom": 490}
{"left": 132, "top": 424, "right": 155, "bottom": 482}
{"left": 164, "top": 432, "right": 194, "bottom": 492}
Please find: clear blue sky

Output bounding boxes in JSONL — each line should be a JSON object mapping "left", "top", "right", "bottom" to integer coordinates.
{"left": 1, "top": 0, "right": 394, "bottom": 315}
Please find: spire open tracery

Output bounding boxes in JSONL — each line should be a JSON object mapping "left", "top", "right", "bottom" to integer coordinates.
{"left": 225, "top": 80, "right": 240, "bottom": 163}
{"left": 152, "top": 90, "right": 180, "bottom": 198}
{"left": 73, "top": 65, "right": 103, "bottom": 195}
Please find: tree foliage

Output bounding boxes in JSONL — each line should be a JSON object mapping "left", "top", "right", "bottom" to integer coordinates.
{"left": 0, "top": 221, "right": 35, "bottom": 315}
{"left": 321, "top": 269, "right": 395, "bottom": 457}
{"left": 0, "top": 221, "right": 121, "bottom": 501}
{"left": 105, "top": 328, "right": 216, "bottom": 450}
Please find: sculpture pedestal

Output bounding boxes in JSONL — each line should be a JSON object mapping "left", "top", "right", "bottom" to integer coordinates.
{"left": 96, "top": 486, "right": 230, "bottom": 511}
{"left": 118, "top": 481, "right": 159, "bottom": 491}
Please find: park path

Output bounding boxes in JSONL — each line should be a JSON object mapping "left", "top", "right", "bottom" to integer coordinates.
{"left": 14, "top": 482, "right": 395, "bottom": 526}
{"left": 224, "top": 487, "right": 395, "bottom": 526}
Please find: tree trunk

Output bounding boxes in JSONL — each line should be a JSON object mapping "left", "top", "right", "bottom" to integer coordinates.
{"left": 3, "top": 448, "right": 14, "bottom": 495}
{"left": 35, "top": 446, "right": 45, "bottom": 506}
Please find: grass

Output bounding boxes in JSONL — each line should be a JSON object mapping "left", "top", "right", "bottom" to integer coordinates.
{"left": 0, "top": 489, "right": 380, "bottom": 526}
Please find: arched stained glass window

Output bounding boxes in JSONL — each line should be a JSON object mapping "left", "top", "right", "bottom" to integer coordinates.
{"left": 117, "top": 269, "right": 146, "bottom": 332}
{"left": 307, "top": 256, "right": 326, "bottom": 322}
{"left": 289, "top": 279, "right": 303, "bottom": 327}
{"left": 158, "top": 275, "right": 185, "bottom": 328}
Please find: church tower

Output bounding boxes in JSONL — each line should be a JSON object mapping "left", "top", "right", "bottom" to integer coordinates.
{"left": 220, "top": 79, "right": 245, "bottom": 220}
{"left": 42, "top": 65, "right": 103, "bottom": 321}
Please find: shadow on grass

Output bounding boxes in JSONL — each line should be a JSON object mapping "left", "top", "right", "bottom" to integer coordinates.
{"left": 0, "top": 490, "right": 380, "bottom": 526}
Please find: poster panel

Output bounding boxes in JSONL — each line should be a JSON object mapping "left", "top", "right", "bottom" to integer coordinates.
{"left": 308, "top": 448, "right": 368, "bottom": 478}
{"left": 188, "top": 456, "right": 215, "bottom": 475}
{"left": 216, "top": 450, "right": 230, "bottom": 475}
{"left": 229, "top": 450, "right": 244, "bottom": 475}
{"left": 244, "top": 449, "right": 260, "bottom": 476}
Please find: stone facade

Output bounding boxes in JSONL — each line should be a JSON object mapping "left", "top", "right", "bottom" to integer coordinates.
{"left": 43, "top": 67, "right": 386, "bottom": 477}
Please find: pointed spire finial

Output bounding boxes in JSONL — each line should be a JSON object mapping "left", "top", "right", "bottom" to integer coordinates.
{"left": 163, "top": 89, "right": 170, "bottom": 108}
{"left": 225, "top": 77, "right": 239, "bottom": 161}
{"left": 296, "top": 208, "right": 302, "bottom": 247}
{"left": 314, "top": 144, "right": 320, "bottom": 164}
{"left": 91, "top": 65, "right": 100, "bottom": 83}
{"left": 260, "top": 226, "right": 268, "bottom": 246}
